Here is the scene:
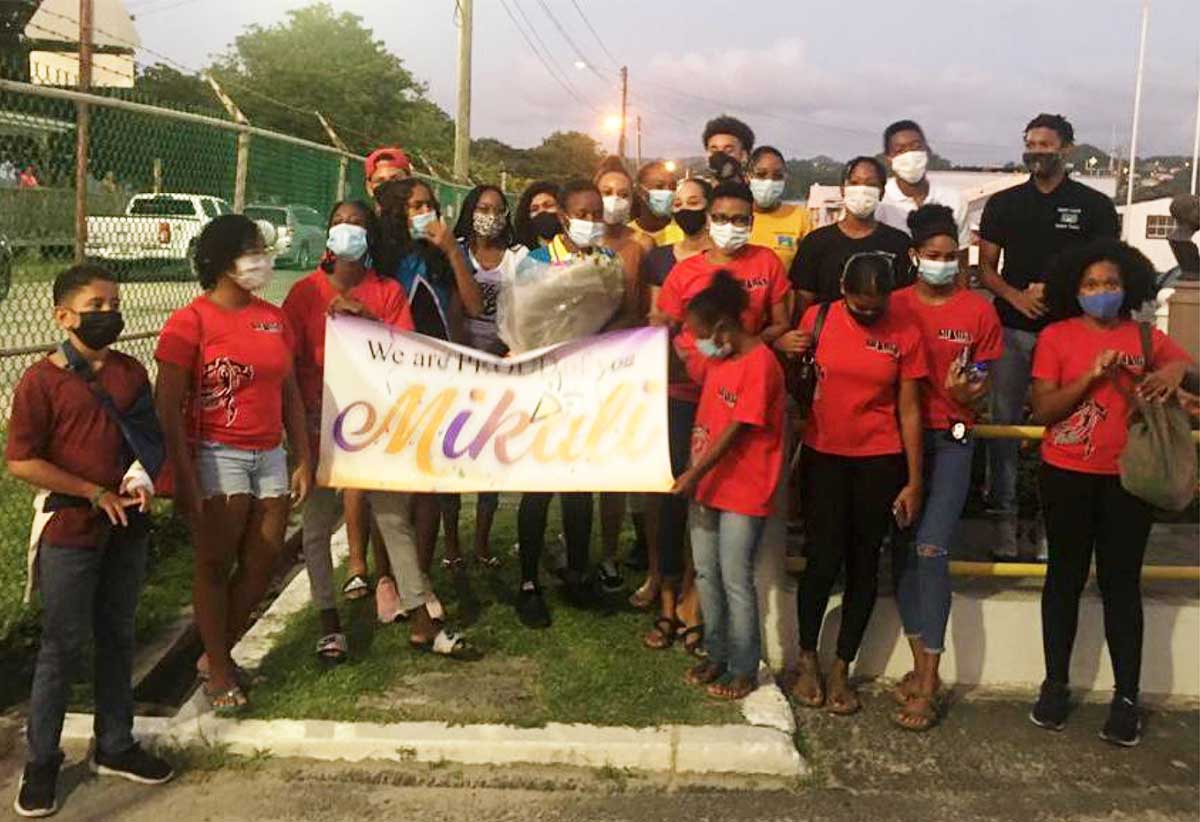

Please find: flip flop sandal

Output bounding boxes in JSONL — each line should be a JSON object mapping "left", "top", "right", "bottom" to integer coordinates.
{"left": 643, "top": 616, "right": 680, "bottom": 650}
{"left": 707, "top": 677, "right": 757, "bottom": 701}
{"left": 342, "top": 574, "right": 371, "bottom": 601}
{"left": 376, "top": 576, "right": 403, "bottom": 624}
{"left": 476, "top": 555, "right": 503, "bottom": 569}
{"left": 411, "top": 628, "right": 468, "bottom": 657}
{"left": 204, "top": 684, "right": 248, "bottom": 714}
{"left": 197, "top": 664, "right": 264, "bottom": 691}
{"left": 892, "top": 697, "right": 940, "bottom": 732}
{"left": 316, "top": 633, "right": 349, "bottom": 664}
{"left": 441, "top": 556, "right": 466, "bottom": 571}
{"left": 826, "top": 686, "right": 862, "bottom": 716}
{"left": 677, "top": 624, "right": 707, "bottom": 658}
{"left": 628, "top": 581, "right": 659, "bottom": 611}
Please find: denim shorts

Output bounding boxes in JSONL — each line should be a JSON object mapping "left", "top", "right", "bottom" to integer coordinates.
{"left": 196, "top": 441, "right": 289, "bottom": 500}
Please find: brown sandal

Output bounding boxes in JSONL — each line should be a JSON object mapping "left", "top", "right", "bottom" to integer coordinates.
{"left": 825, "top": 675, "right": 862, "bottom": 716}
{"left": 790, "top": 655, "right": 825, "bottom": 708}
{"left": 684, "top": 660, "right": 725, "bottom": 686}
{"left": 892, "top": 671, "right": 920, "bottom": 706}
{"left": 643, "top": 617, "right": 680, "bottom": 650}
{"left": 892, "top": 695, "right": 939, "bottom": 732}
{"left": 708, "top": 676, "right": 757, "bottom": 701}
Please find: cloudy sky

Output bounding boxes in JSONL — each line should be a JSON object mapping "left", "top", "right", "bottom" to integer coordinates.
{"left": 128, "top": 0, "right": 1199, "bottom": 166}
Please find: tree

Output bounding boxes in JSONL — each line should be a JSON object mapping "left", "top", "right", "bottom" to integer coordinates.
{"left": 206, "top": 3, "right": 454, "bottom": 161}
{"left": 527, "top": 131, "right": 604, "bottom": 181}
{"left": 133, "top": 64, "right": 222, "bottom": 115}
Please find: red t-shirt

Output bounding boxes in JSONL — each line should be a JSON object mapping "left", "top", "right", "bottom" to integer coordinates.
{"left": 282, "top": 269, "right": 414, "bottom": 423}
{"left": 155, "top": 295, "right": 295, "bottom": 451}
{"left": 891, "top": 286, "right": 1003, "bottom": 429}
{"left": 1032, "top": 317, "right": 1192, "bottom": 475}
{"left": 690, "top": 343, "right": 786, "bottom": 517}
{"left": 656, "top": 244, "right": 790, "bottom": 403}
{"left": 6, "top": 352, "right": 149, "bottom": 547}
{"left": 801, "top": 300, "right": 929, "bottom": 457}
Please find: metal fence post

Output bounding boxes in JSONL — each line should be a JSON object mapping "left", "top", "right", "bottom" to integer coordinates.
{"left": 316, "top": 111, "right": 349, "bottom": 202}
{"left": 73, "top": 0, "right": 94, "bottom": 263}
{"left": 206, "top": 75, "right": 250, "bottom": 211}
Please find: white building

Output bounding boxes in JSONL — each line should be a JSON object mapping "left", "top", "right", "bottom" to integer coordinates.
{"left": 26, "top": 0, "right": 139, "bottom": 89}
{"left": 1117, "top": 197, "right": 1195, "bottom": 273}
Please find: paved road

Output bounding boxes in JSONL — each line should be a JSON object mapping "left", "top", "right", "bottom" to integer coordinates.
{"left": 1, "top": 694, "right": 1196, "bottom": 822}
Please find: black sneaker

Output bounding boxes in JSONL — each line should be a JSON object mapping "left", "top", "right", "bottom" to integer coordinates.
{"left": 1099, "top": 696, "right": 1142, "bottom": 748}
{"left": 91, "top": 743, "right": 174, "bottom": 785}
{"left": 13, "top": 754, "right": 61, "bottom": 818}
{"left": 1029, "top": 681, "right": 1070, "bottom": 731}
{"left": 516, "top": 585, "right": 551, "bottom": 629}
{"left": 597, "top": 559, "right": 624, "bottom": 593}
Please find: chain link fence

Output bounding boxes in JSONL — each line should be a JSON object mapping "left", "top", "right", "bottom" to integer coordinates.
{"left": 0, "top": 74, "right": 473, "bottom": 618}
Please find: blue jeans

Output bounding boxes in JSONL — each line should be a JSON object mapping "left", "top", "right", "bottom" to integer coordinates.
{"left": 27, "top": 527, "right": 147, "bottom": 766}
{"left": 893, "top": 431, "right": 974, "bottom": 654}
{"left": 987, "top": 327, "right": 1037, "bottom": 514}
{"left": 690, "top": 504, "right": 764, "bottom": 679}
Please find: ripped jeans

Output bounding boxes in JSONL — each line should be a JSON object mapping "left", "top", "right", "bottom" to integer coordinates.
{"left": 892, "top": 430, "right": 974, "bottom": 654}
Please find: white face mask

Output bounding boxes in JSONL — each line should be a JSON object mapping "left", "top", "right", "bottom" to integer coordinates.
{"left": 709, "top": 221, "right": 750, "bottom": 252}
{"left": 567, "top": 218, "right": 606, "bottom": 248}
{"left": 915, "top": 257, "right": 959, "bottom": 287}
{"left": 842, "top": 185, "right": 880, "bottom": 219}
{"left": 231, "top": 253, "right": 274, "bottom": 292}
{"left": 410, "top": 209, "right": 437, "bottom": 237}
{"left": 646, "top": 188, "right": 675, "bottom": 218}
{"left": 602, "top": 195, "right": 631, "bottom": 225}
{"left": 749, "top": 178, "right": 786, "bottom": 209}
{"left": 891, "top": 150, "right": 928, "bottom": 185}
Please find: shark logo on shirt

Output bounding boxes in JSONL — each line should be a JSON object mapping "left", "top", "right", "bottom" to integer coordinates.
{"left": 1049, "top": 398, "right": 1107, "bottom": 460}
{"left": 201, "top": 356, "right": 255, "bottom": 427}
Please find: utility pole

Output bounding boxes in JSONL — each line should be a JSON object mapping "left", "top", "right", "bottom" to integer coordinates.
{"left": 74, "top": 0, "right": 93, "bottom": 263}
{"left": 453, "top": 0, "right": 473, "bottom": 182}
{"left": 1123, "top": 0, "right": 1150, "bottom": 238}
{"left": 618, "top": 65, "right": 628, "bottom": 163}
{"left": 635, "top": 115, "right": 642, "bottom": 169}
{"left": 1191, "top": 60, "right": 1199, "bottom": 195}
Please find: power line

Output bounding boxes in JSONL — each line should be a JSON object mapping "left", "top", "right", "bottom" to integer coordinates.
{"left": 534, "top": 0, "right": 610, "bottom": 83}
{"left": 509, "top": 0, "right": 588, "bottom": 103}
{"left": 496, "top": 0, "right": 599, "bottom": 114}
{"left": 568, "top": 0, "right": 620, "bottom": 71}
{"left": 132, "top": 0, "right": 205, "bottom": 19}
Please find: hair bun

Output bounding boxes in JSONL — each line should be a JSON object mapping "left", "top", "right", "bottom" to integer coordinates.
{"left": 908, "top": 203, "right": 958, "bottom": 246}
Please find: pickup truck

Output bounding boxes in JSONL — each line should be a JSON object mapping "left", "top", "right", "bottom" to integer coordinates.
{"left": 85, "top": 193, "right": 233, "bottom": 275}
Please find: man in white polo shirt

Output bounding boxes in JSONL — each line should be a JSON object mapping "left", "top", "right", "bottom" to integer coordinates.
{"left": 876, "top": 120, "right": 970, "bottom": 266}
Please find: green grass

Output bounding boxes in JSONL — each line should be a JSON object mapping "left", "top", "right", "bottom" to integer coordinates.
{"left": 0, "top": 452, "right": 196, "bottom": 709}
{"left": 244, "top": 497, "right": 742, "bottom": 729}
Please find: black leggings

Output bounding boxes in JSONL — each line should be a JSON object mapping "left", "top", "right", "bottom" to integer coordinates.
{"left": 1039, "top": 464, "right": 1152, "bottom": 699}
{"left": 797, "top": 447, "right": 905, "bottom": 663}
{"left": 655, "top": 398, "right": 697, "bottom": 581}
{"left": 517, "top": 492, "right": 593, "bottom": 585}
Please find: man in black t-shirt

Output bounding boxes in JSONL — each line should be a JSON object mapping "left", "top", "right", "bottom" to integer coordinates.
{"left": 977, "top": 113, "right": 1119, "bottom": 559}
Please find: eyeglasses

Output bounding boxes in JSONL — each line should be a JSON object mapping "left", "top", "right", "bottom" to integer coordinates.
{"left": 709, "top": 213, "right": 751, "bottom": 228}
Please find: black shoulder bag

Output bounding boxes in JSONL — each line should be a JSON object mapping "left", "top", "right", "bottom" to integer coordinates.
{"left": 784, "top": 301, "right": 831, "bottom": 418}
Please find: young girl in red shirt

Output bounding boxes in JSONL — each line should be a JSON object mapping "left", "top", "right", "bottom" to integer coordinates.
{"left": 156, "top": 215, "right": 312, "bottom": 710}
{"left": 673, "top": 271, "right": 786, "bottom": 700}
{"left": 1029, "top": 239, "right": 1193, "bottom": 746}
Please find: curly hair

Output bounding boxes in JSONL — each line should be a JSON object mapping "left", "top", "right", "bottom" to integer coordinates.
{"left": 907, "top": 203, "right": 959, "bottom": 248}
{"left": 1045, "top": 238, "right": 1156, "bottom": 321}
{"left": 320, "top": 200, "right": 384, "bottom": 274}
{"left": 374, "top": 177, "right": 451, "bottom": 284}
{"left": 1025, "top": 113, "right": 1074, "bottom": 146}
{"left": 513, "top": 180, "right": 561, "bottom": 250}
{"left": 687, "top": 270, "right": 748, "bottom": 328}
{"left": 843, "top": 155, "right": 887, "bottom": 187}
{"left": 702, "top": 115, "right": 755, "bottom": 153}
{"left": 453, "top": 184, "right": 515, "bottom": 248}
{"left": 194, "top": 214, "right": 262, "bottom": 290}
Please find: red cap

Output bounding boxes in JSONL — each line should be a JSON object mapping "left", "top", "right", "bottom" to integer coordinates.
{"left": 365, "top": 147, "right": 411, "bottom": 179}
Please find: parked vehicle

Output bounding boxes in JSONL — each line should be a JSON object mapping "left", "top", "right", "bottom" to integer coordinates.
{"left": 85, "top": 193, "right": 232, "bottom": 278}
{"left": 244, "top": 203, "right": 326, "bottom": 270}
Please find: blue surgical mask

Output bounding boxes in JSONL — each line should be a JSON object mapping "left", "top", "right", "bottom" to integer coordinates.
{"left": 696, "top": 337, "right": 732, "bottom": 359}
{"left": 410, "top": 209, "right": 437, "bottom": 237}
{"left": 327, "top": 223, "right": 369, "bottom": 261}
{"left": 1078, "top": 290, "right": 1124, "bottom": 320}
{"left": 916, "top": 257, "right": 958, "bottom": 287}
{"left": 749, "top": 178, "right": 785, "bottom": 209}
{"left": 567, "top": 218, "right": 606, "bottom": 248}
{"left": 646, "top": 189, "right": 675, "bottom": 218}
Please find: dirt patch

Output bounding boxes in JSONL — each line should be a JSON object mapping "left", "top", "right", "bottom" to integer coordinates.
{"left": 356, "top": 656, "right": 541, "bottom": 723}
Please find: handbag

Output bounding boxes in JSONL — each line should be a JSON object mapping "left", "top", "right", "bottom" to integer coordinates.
{"left": 783, "top": 301, "right": 831, "bottom": 418}
{"left": 1117, "top": 322, "right": 1197, "bottom": 511}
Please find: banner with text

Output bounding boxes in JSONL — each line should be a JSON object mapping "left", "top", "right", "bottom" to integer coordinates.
{"left": 317, "top": 317, "right": 673, "bottom": 493}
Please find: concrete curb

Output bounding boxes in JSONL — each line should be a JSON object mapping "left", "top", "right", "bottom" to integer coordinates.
{"left": 66, "top": 525, "right": 806, "bottom": 778}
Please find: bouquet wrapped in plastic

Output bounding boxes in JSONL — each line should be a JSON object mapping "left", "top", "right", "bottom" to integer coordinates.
{"left": 496, "top": 249, "right": 626, "bottom": 354}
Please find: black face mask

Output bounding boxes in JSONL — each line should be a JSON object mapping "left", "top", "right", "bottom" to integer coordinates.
{"left": 674, "top": 207, "right": 708, "bottom": 237}
{"left": 846, "top": 305, "right": 883, "bottom": 327}
{"left": 72, "top": 309, "right": 124, "bottom": 350}
{"left": 530, "top": 212, "right": 561, "bottom": 241}
{"left": 708, "top": 152, "right": 743, "bottom": 181}
{"left": 1023, "top": 151, "right": 1062, "bottom": 177}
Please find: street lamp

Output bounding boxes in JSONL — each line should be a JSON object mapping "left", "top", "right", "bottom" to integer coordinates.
{"left": 664, "top": 160, "right": 677, "bottom": 173}
{"left": 603, "top": 115, "right": 623, "bottom": 133}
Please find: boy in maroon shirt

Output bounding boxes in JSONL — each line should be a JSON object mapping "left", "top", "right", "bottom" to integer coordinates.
{"left": 7, "top": 265, "right": 172, "bottom": 818}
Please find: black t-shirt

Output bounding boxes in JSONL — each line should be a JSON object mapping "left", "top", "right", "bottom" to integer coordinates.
{"left": 978, "top": 175, "right": 1119, "bottom": 331}
{"left": 789, "top": 222, "right": 912, "bottom": 304}
{"left": 640, "top": 244, "right": 677, "bottom": 287}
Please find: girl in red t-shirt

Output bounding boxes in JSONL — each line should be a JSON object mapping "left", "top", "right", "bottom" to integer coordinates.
{"left": 889, "top": 205, "right": 1003, "bottom": 731}
{"left": 155, "top": 215, "right": 311, "bottom": 710}
{"left": 786, "top": 252, "right": 927, "bottom": 716}
{"left": 673, "top": 271, "right": 786, "bottom": 700}
{"left": 1029, "top": 239, "right": 1193, "bottom": 746}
